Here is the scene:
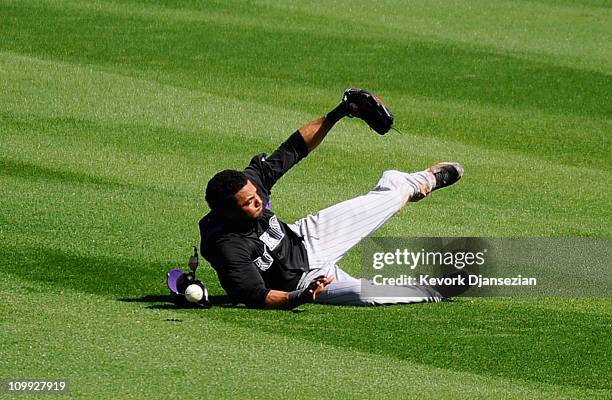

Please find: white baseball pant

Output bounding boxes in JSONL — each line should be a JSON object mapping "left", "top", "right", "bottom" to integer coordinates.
{"left": 289, "top": 169, "right": 443, "bottom": 306}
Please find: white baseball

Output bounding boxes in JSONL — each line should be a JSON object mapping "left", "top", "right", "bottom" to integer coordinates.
{"left": 185, "top": 284, "right": 204, "bottom": 302}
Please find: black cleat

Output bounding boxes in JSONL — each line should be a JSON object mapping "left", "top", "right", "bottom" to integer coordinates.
{"left": 428, "top": 162, "right": 464, "bottom": 191}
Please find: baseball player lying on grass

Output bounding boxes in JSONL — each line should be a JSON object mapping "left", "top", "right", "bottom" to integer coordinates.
{"left": 199, "top": 88, "right": 464, "bottom": 309}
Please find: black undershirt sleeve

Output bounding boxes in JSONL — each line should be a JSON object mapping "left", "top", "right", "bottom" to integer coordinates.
{"left": 244, "top": 130, "right": 309, "bottom": 193}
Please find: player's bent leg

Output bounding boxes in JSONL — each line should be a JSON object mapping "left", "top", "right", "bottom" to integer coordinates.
{"left": 357, "top": 279, "right": 443, "bottom": 305}
{"left": 288, "top": 169, "right": 435, "bottom": 268}
{"left": 297, "top": 265, "right": 442, "bottom": 306}
{"left": 315, "top": 279, "right": 442, "bottom": 306}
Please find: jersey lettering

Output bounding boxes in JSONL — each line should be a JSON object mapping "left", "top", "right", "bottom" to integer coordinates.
{"left": 253, "top": 245, "right": 274, "bottom": 271}
{"left": 259, "top": 215, "right": 284, "bottom": 250}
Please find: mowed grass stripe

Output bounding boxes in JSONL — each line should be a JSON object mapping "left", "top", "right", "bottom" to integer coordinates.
{"left": 2, "top": 51, "right": 610, "bottom": 172}
{"left": 256, "top": 0, "right": 612, "bottom": 73}
{"left": 0, "top": 52, "right": 307, "bottom": 140}
{"left": 1, "top": 278, "right": 609, "bottom": 400}
{"left": 7, "top": 0, "right": 612, "bottom": 73}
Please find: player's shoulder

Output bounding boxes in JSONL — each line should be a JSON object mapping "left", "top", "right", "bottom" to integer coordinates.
{"left": 244, "top": 154, "right": 269, "bottom": 193}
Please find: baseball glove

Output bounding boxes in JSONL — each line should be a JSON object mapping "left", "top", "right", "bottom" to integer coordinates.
{"left": 343, "top": 88, "right": 394, "bottom": 135}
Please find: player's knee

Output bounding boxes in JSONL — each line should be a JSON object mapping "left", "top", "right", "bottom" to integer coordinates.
{"left": 373, "top": 171, "right": 413, "bottom": 205}
{"left": 377, "top": 170, "right": 404, "bottom": 189}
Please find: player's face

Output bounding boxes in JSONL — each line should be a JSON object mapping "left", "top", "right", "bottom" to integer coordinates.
{"left": 234, "top": 180, "right": 264, "bottom": 219}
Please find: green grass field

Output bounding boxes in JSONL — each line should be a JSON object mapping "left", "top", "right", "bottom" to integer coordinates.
{"left": 1, "top": 0, "right": 611, "bottom": 398}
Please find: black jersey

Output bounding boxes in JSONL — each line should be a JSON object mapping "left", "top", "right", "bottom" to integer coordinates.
{"left": 199, "top": 131, "right": 310, "bottom": 308}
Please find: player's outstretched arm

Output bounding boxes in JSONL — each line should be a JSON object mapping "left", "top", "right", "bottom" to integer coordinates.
{"left": 298, "top": 116, "right": 336, "bottom": 153}
{"left": 299, "top": 101, "right": 347, "bottom": 153}
{"left": 246, "top": 101, "right": 347, "bottom": 191}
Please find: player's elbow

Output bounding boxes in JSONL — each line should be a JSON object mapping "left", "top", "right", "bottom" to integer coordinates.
{"left": 262, "top": 289, "right": 292, "bottom": 310}
{"left": 230, "top": 287, "right": 270, "bottom": 309}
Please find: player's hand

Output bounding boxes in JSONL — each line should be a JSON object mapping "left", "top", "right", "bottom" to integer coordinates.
{"left": 307, "top": 275, "right": 334, "bottom": 301}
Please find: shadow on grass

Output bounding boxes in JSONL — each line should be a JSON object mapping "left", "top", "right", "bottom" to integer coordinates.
{"left": 2, "top": 245, "right": 180, "bottom": 298}
{"left": 0, "top": 157, "right": 129, "bottom": 188}
{"left": 118, "top": 294, "right": 233, "bottom": 309}
{"left": 2, "top": 244, "right": 234, "bottom": 308}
